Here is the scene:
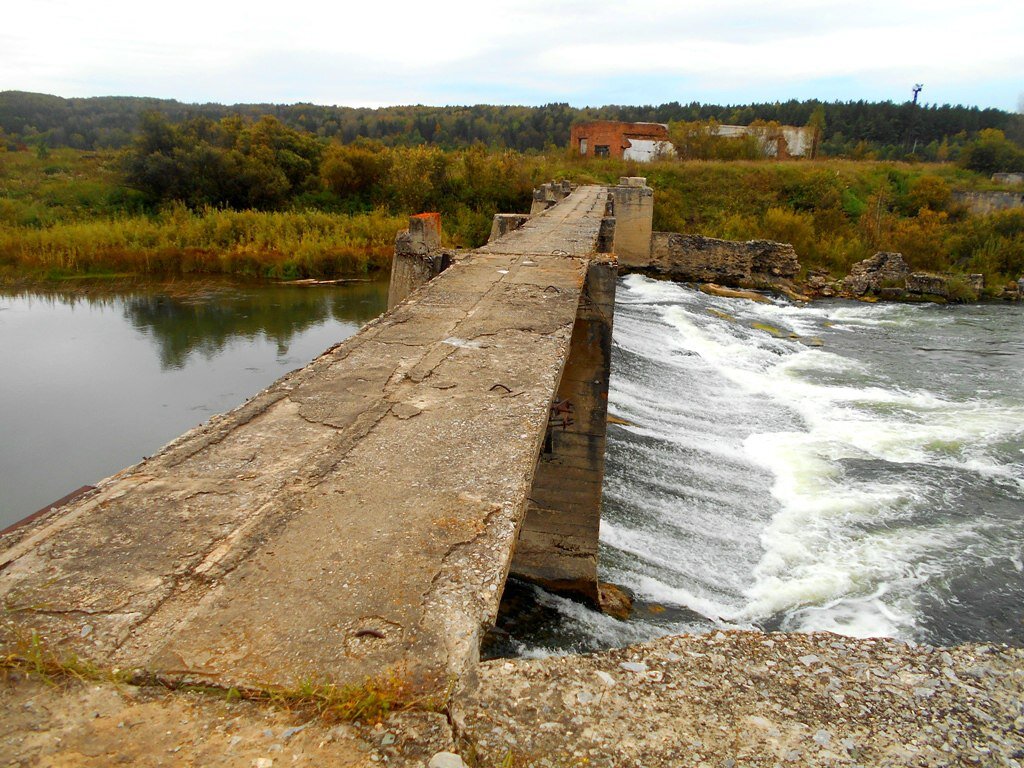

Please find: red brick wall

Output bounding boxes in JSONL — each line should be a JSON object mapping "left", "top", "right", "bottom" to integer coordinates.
{"left": 570, "top": 121, "right": 670, "bottom": 159}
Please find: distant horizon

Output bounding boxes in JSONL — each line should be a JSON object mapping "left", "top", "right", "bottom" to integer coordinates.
{"left": 3, "top": 1, "right": 1021, "bottom": 114}
{"left": 4, "top": 88, "right": 1016, "bottom": 114}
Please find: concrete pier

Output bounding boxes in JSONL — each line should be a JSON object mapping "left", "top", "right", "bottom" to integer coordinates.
{"left": 611, "top": 176, "right": 654, "bottom": 267}
{"left": 387, "top": 212, "right": 450, "bottom": 310}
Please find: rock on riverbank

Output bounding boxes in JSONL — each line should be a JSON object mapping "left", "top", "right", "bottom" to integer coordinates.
{"left": 3, "top": 629, "right": 1022, "bottom": 766}
{"left": 458, "top": 630, "right": 1024, "bottom": 767}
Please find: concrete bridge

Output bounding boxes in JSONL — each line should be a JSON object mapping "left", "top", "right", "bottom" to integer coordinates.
{"left": 0, "top": 182, "right": 653, "bottom": 705}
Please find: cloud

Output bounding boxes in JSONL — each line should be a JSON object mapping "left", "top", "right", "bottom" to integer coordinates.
{"left": 2, "top": 0, "right": 1021, "bottom": 110}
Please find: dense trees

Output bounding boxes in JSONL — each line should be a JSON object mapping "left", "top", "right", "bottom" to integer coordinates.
{"left": 3, "top": 91, "right": 1019, "bottom": 160}
{"left": 957, "top": 129, "right": 1024, "bottom": 174}
{"left": 123, "top": 113, "right": 324, "bottom": 209}
{"left": 119, "top": 113, "right": 546, "bottom": 244}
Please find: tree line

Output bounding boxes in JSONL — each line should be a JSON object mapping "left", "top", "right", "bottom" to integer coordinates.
{"left": 2, "top": 90, "right": 1021, "bottom": 160}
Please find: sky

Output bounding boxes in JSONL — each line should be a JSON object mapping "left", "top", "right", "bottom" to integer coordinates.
{"left": 3, "top": 0, "right": 1022, "bottom": 111}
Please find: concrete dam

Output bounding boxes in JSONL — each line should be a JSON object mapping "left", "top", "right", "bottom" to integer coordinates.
{"left": 3, "top": 181, "right": 1022, "bottom": 767}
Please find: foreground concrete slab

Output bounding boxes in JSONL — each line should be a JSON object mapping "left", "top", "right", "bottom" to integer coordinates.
{"left": 0, "top": 186, "right": 610, "bottom": 700}
{"left": 0, "top": 673, "right": 454, "bottom": 767}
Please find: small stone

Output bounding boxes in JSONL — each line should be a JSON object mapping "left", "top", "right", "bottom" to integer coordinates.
{"left": 281, "top": 725, "right": 307, "bottom": 741}
{"left": 252, "top": 759, "right": 274, "bottom": 768}
{"left": 619, "top": 661, "right": 648, "bottom": 674}
{"left": 80, "top": 625, "right": 94, "bottom": 638}
{"left": 798, "top": 654, "right": 820, "bottom": 667}
{"left": 392, "top": 403, "right": 422, "bottom": 420}
{"left": 381, "top": 733, "right": 396, "bottom": 746}
{"left": 428, "top": 752, "right": 468, "bottom": 768}
{"left": 577, "top": 691, "right": 595, "bottom": 704}
{"left": 594, "top": 671, "right": 616, "bottom": 687}
{"left": 813, "top": 729, "right": 832, "bottom": 746}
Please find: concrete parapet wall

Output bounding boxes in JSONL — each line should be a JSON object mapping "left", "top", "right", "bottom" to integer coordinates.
{"left": 531, "top": 181, "right": 574, "bottom": 215}
{"left": 648, "top": 232, "right": 800, "bottom": 284}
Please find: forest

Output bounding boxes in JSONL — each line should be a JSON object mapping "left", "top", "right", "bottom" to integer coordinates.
{"left": 3, "top": 90, "right": 1022, "bottom": 161}
{"left": 1, "top": 101, "right": 1023, "bottom": 293}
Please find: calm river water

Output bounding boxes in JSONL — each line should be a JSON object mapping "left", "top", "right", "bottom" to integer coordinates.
{"left": 3, "top": 277, "right": 1022, "bottom": 650}
{"left": 0, "top": 280, "right": 387, "bottom": 527}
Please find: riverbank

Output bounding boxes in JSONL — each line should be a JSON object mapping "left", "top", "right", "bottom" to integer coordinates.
{"left": 0, "top": 206, "right": 401, "bottom": 285}
{"left": 4, "top": 148, "right": 1023, "bottom": 290}
{"left": 462, "top": 631, "right": 1024, "bottom": 766}
{"left": 3, "top": 629, "right": 1022, "bottom": 766}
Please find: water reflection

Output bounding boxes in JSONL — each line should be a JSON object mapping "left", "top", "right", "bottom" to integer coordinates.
{"left": 0, "top": 279, "right": 388, "bottom": 527}
{"left": 120, "top": 282, "right": 387, "bottom": 369}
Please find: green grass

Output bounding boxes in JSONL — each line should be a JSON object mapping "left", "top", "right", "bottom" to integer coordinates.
{"left": 3, "top": 147, "right": 1022, "bottom": 289}
{"left": 0, "top": 204, "right": 405, "bottom": 282}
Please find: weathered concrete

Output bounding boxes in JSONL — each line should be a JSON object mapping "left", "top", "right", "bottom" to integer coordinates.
{"left": 510, "top": 259, "right": 616, "bottom": 605}
{"left": 387, "top": 213, "right": 451, "bottom": 310}
{"left": 952, "top": 189, "right": 1024, "bottom": 215}
{"left": 488, "top": 213, "right": 530, "bottom": 243}
{"left": 648, "top": 232, "right": 800, "bottom": 285}
{"left": 530, "top": 181, "right": 574, "bottom": 215}
{"left": 0, "top": 187, "right": 612, "bottom": 703}
{"left": 610, "top": 177, "right": 654, "bottom": 267}
{"left": 1, "top": 672, "right": 454, "bottom": 767}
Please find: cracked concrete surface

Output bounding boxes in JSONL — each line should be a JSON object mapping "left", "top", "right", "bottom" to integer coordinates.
{"left": 0, "top": 187, "right": 610, "bottom": 704}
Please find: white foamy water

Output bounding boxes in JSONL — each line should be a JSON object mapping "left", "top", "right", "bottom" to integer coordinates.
{"left": 511, "top": 275, "right": 1024, "bottom": 654}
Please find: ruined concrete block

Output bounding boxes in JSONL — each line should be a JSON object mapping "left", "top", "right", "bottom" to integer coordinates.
{"left": 648, "top": 232, "right": 799, "bottom": 284}
{"left": 906, "top": 272, "right": 950, "bottom": 297}
{"left": 389, "top": 213, "right": 447, "bottom": 309}
{"left": 618, "top": 176, "right": 649, "bottom": 188}
{"left": 842, "top": 252, "right": 909, "bottom": 296}
{"left": 488, "top": 213, "right": 530, "bottom": 244}
{"left": 611, "top": 181, "right": 653, "bottom": 267}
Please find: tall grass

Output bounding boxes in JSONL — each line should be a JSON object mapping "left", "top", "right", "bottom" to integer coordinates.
{"left": 3, "top": 147, "right": 1023, "bottom": 288}
{"left": 0, "top": 205, "right": 405, "bottom": 280}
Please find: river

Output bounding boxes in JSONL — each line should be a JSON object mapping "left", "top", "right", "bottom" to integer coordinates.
{"left": 0, "top": 280, "right": 387, "bottom": 527}
{"left": 495, "top": 274, "right": 1024, "bottom": 655}
{"left": 2, "top": 277, "right": 1022, "bottom": 650}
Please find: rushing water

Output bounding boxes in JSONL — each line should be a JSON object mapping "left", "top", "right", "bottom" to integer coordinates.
{"left": 3, "top": 276, "right": 1022, "bottom": 650}
{"left": 0, "top": 281, "right": 387, "bottom": 528}
{"left": 494, "top": 274, "right": 1024, "bottom": 655}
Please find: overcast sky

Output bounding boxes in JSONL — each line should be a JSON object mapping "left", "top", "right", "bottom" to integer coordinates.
{"left": 3, "top": 0, "right": 1022, "bottom": 111}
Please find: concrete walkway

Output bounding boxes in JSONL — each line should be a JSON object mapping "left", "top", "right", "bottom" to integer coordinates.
{"left": 0, "top": 186, "right": 610, "bottom": 698}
